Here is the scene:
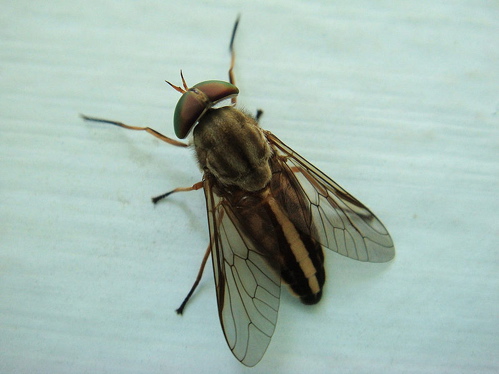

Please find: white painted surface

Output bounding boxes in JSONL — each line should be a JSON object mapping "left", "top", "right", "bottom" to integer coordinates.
{"left": 1, "top": 1, "right": 497, "bottom": 373}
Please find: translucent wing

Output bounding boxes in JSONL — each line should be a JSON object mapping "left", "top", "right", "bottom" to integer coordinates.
{"left": 203, "top": 177, "right": 281, "bottom": 367}
{"left": 267, "top": 132, "right": 395, "bottom": 263}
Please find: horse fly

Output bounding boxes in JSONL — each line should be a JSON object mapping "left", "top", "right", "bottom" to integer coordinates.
{"left": 81, "top": 16, "right": 395, "bottom": 367}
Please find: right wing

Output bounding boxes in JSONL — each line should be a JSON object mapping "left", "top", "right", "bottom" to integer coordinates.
{"left": 267, "top": 132, "right": 395, "bottom": 263}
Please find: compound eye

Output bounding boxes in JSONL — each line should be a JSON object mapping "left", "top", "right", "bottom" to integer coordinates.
{"left": 192, "top": 80, "right": 239, "bottom": 105}
{"left": 173, "top": 80, "right": 239, "bottom": 139}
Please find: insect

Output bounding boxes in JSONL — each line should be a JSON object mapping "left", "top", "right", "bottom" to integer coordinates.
{"left": 81, "top": 17, "right": 395, "bottom": 367}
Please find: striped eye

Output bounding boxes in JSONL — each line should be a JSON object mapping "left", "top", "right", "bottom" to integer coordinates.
{"left": 173, "top": 80, "right": 239, "bottom": 139}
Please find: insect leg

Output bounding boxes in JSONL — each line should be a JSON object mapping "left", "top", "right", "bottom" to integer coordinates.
{"left": 80, "top": 114, "right": 189, "bottom": 148}
{"left": 151, "top": 181, "right": 203, "bottom": 204}
{"left": 255, "top": 109, "right": 263, "bottom": 122}
{"left": 176, "top": 242, "right": 211, "bottom": 315}
{"left": 228, "top": 15, "right": 240, "bottom": 103}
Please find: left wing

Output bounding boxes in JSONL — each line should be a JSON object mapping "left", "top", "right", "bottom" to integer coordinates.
{"left": 203, "top": 177, "right": 281, "bottom": 367}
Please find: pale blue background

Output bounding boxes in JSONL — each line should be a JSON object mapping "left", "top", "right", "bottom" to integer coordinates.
{"left": 1, "top": 1, "right": 498, "bottom": 373}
